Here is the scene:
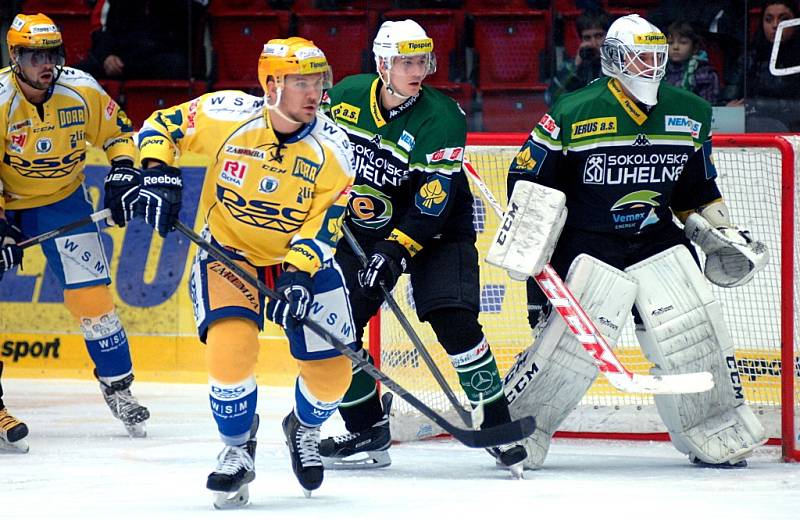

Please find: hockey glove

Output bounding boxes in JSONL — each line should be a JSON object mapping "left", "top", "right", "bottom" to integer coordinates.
{"left": 266, "top": 269, "right": 314, "bottom": 329}
{"left": 135, "top": 163, "right": 183, "bottom": 237}
{"left": 358, "top": 240, "right": 408, "bottom": 299}
{"left": 104, "top": 159, "right": 142, "bottom": 227}
{"left": 0, "top": 219, "right": 24, "bottom": 279}
{"left": 684, "top": 213, "right": 768, "bottom": 288}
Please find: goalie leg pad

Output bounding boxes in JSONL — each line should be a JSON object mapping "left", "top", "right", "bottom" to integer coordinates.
{"left": 486, "top": 180, "right": 567, "bottom": 280}
{"left": 626, "top": 245, "right": 766, "bottom": 464}
{"left": 505, "top": 254, "right": 637, "bottom": 469}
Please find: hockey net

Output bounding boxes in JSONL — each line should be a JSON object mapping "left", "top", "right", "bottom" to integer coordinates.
{"left": 371, "top": 133, "right": 800, "bottom": 462}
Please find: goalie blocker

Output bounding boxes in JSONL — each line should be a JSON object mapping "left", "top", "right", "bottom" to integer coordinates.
{"left": 505, "top": 248, "right": 767, "bottom": 469}
{"left": 486, "top": 180, "right": 566, "bottom": 280}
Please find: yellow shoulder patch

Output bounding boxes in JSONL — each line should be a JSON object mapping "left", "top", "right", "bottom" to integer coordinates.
{"left": 513, "top": 146, "right": 537, "bottom": 170}
{"left": 571, "top": 117, "right": 617, "bottom": 139}
{"left": 332, "top": 102, "right": 360, "bottom": 125}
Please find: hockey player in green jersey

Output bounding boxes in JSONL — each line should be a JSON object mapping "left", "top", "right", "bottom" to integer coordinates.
{"left": 320, "top": 19, "right": 527, "bottom": 475}
{"left": 502, "top": 14, "right": 768, "bottom": 470}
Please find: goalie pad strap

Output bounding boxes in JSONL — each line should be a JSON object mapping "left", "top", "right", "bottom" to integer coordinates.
{"left": 486, "top": 181, "right": 566, "bottom": 280}
{"left": 626, "top": 246, "right": 766, "bottom": 464}
{"left": 505, "top": 254, "right": 637, "bottom": 469}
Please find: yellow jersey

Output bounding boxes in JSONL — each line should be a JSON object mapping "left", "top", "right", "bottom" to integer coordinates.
{"left": 0, "top": 66, "right": 135, "bottom": 211}
{"left": 139, "top": 91, "right": 355, "bottom": 273}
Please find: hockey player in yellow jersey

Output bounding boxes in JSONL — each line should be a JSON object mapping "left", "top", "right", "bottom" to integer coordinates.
{"left": 137, "top": 37, "right": 356, "bottom": 507}
{"left": 0, "top": 13, "right": 149, "bottom": 452}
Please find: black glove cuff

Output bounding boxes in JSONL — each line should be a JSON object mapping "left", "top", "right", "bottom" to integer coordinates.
{"left": 276, "top": 269, "right": 313, "bottom": 292}
{"left": 373, "top": 240, "right": 410, "bottom": 273}
{"left": 110, "top": 158, "right": 135, "bottom": 168}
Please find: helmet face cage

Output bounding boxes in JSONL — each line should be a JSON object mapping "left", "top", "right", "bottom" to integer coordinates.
{"left": 601, "top": 37, "right": 667, "bottom": 83}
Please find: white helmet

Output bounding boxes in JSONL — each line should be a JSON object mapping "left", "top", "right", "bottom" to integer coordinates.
{"left": 373, "top": 19, "right": 436, "bottom": 98}
{"left": 600, "top": 14, "right": 667, "bottom": 106}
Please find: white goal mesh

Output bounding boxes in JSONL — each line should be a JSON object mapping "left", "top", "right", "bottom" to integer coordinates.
{"left": 373, "top": 135, "right": 799, "bottom": 461}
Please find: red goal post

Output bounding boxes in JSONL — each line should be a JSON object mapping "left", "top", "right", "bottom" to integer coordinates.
{"left": 369, "top": 132, "right": 800, "bottom": 462}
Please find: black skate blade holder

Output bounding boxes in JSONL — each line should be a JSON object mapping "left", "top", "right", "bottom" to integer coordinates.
{"left": 175, "top": 221, "right": 536, "bottom": 449}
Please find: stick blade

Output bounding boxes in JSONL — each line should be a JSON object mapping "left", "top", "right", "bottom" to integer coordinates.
{"left": 605, "top": 371, "right": 715, "bottom": 395}
{"left": 452, "top": 415, "right": 537, "bottom": 448}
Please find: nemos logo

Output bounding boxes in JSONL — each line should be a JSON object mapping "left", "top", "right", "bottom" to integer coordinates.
{"left": 2, "top": 338, "right": 61, "bottom": 362}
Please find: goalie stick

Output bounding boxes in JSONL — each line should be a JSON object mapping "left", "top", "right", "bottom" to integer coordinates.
{"left": 463, "top": 158, "right": 714, "bottom": 395}
{"left": 342, "top": 224, "right": 483, "bottom": 430}
{"left": 174, "top": 220, "right": 535, "bottom": 448}
{"left": 0, "top": 209, "right": 112, "bottom": 270}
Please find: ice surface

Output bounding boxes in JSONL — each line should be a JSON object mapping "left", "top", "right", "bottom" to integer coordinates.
{"left": 2, "top": 379, "right": 799, "bottom": 520}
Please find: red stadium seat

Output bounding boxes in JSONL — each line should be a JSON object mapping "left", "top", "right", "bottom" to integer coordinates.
{"left": 552, "top": 0, "right": 578, "bottom": 10}
{"left": 383, "top": 9, "right": 466, "bottom": 84}
{"left": 208, "top": 0, "right": 272, "bottom": 15}
{"left": 120, "top": 80, "right": 196, "bottom": 130}
{"left": 294, "top": 11, "right": 378, "bottom": 82}
{"left": 473, "top": 10, "right": 549, "bottom": 89}
{"left": 430, "top": 82, "right": 475, "bottom": 119}
{"left": 20, "top": 0, "right": 90, "bottom": 12}
{"left": 480, "top": 88, "right": 547, "bottom": 133}
{"left": 559, "top": 9, "right": 583, "bottom": 58}
{"left": 464, "top": 0, "right": 530, "bottom": 11}
{"left": 212, "top": 80, "right": 263, "bottom": 97}
{"left": 98, "top": 80, "right": 122, "bottom": 103}
{"left": 606, "top": 0, "right": 660, "bottom": 7}
{"left": 210, "top": 12, "right": 290, "bottom": 83}
{"left": 50, "top": 13, "right": 92, "bottom": 66}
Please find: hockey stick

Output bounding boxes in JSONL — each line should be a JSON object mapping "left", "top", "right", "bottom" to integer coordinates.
{"left": 0, "top": 208, "right": 112, "bottom": 270}
{"left": 341, "top": 224, "right": 483, "bottom": 430}
{"left": 463, "top": 158, "right": 714, "bottom": 395}
{"left": 173, "top": 220, "right": 535, "bottom": 447}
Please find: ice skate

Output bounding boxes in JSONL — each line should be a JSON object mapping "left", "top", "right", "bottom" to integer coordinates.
{"left": 207, "top": 415, "right": 259, "bottom": 509}
{"left": 489, "top": 442, "right": 527, "bottom": 479}
{"left": 319, "top": 393, "right": 393, "bottom": 470}
{"left": 0, "top": 407, "right": 29, "bottom": 454}
{"left": 689, "top": 453, "right": 748, "bottom": 469}
{"left": 282, "top": 411, "right": 324, "bottom": 497}
{"left": 96, "top": 372, "right": 150, "bottom": 437}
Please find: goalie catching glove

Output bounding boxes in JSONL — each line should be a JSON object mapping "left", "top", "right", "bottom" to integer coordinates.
{"left": 683, "top": 201, "right": 768, "bottom": 288}
{"left": 135, "top": 163, "right": 183, "bottom": 237}
{"left": 104, "top": 159, "right": 141, "bottom": 227}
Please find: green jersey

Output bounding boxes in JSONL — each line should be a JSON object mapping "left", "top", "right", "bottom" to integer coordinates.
{"left": 323, "top": 74, "right": 473, "bottom": 255}
{"left": 509, "top": 77, "right": 722, "bottom": 236}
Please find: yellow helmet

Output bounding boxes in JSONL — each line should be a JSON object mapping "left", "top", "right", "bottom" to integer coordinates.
{"left": 7, "top": 13, "right": 63, "bottom": 53}
{"left": 257, "top": 37, "right": 332, "bottom": 95}
{"left": 7, "top": 13, "right": 66, "bottom": 89}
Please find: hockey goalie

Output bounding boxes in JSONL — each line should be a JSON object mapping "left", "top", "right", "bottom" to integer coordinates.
{"left": 491, "top": 14, "right": 769, "bottom": 470}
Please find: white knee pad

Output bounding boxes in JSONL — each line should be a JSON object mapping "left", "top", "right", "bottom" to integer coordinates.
{"left": 627, "top": 246, "right": 767, "bottom": 464}
{"left": 505, "top": 254, "right": 637, "bottom": 469}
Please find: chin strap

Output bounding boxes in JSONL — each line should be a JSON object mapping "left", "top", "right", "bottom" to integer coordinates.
{"left": 265, "top": 88, "right": 303, "bottom": 125}
{"left": 379, "top": 69, "right": 412, "bottom": 101}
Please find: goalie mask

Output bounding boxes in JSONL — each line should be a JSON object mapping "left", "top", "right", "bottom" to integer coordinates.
{"left": 373, "top": 19, "right": 437, "bottom": 100}
{"left": 7, "top": 13, "right": 65, "bottom": 90}
{"left": 258, "top": 37, "right": 333, "bottom": 122}
{"left": 600, "top": 14, "right": 667, "bottom": 106}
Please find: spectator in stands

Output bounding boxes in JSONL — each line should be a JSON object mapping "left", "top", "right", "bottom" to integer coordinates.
{"left": 76, "top": 0, "right": 205, "bottom": 80}
{"left": 664, "top": 21, "right": 720, "bottom": 104}
{"left": 724, "top": 0, "right": 800, "bottom": 131}
{"left": 647, "top": 1, "right": 746, "bottom": 89}
{"left": 545, "top": 10, "right": 610, "bottom": 106}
